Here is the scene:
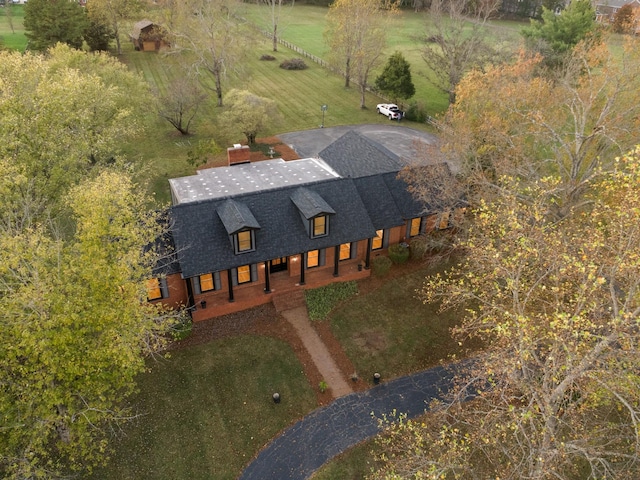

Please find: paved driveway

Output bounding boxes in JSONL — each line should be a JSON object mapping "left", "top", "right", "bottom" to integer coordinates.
{"left": 278, "top": 124, "right": 439, "bottom": 163}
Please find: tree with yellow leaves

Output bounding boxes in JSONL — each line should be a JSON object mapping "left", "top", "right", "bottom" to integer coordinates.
{"left": 372, "top": 148, "right": 640, "bottom": 480}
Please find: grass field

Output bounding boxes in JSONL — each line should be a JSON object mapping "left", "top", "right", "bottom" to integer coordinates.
{"left": 0, "top": 4, "right": 27, "bottom": 51}
{"left": 90, "top": 335, "right": 318, "bottom": 480}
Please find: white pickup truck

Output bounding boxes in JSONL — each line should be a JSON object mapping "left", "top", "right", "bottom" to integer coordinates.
{"left": 376, "top": 103, "right": 403, "bottom": 120}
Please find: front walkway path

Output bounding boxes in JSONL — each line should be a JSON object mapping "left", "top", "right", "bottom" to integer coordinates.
{"left": 239, "top": 360, "right": 472, "bottom": 480}
{"left": 282, "top": 306, "right": 353, "bottom": 398}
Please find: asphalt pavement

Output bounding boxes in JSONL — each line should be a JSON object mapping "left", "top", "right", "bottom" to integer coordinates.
{"left": 238, "top": 360, "right": 474, "bottom": 480}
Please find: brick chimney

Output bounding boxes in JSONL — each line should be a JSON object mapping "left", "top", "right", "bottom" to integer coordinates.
{"left": 227, "top": 144, "right": 251, "bottom": 166}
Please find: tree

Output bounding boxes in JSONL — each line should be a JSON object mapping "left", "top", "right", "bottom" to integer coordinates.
{"left": 86, "top": 0, "right": 143, "bottom": 55}
{"left": 371, "top": 150, "right": 640, "bottom": 479}
{"left": 24, "top": 0, "right": 88, "bottom": 51}
{"left": 421, "top": 0, "right": 503, "bottom": 104}
{"left": 612, "top": 3, "right": 637, "bottom": 34}
{"left": 422, "top": 38, "right": 640, "bottom": 220}
{"left": 260, "top": 0, "right": 295, "bottom": 52}
{"left": 219, "top": 89, "right": 282, "bottom": 144}
{"left": 0, "top": 168, "right": 181, "bottom": 479}
{"left": 0, "top": 45, "right": 151, "bottom": 215}
{"left": 522, "top": 0, "right": 599, "bottom": 68}
{"left": 84, "top": 16, "right": 116, "bottom": 52}
{"left": 324, "top": 0, "right": 398, "bottom": 106}
{"left": 165, "top": 0, "right": 254, "bottom": 107}
{"left": 156, "top": 74, "right": 208, "bottom": 135}
{"left": 375, "top": 51, "right": 416, "bottom": 104}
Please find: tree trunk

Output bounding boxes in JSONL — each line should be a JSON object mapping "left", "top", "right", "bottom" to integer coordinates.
{"left": 345, "top": 58, "right": 351, "bottom": 88}
{"left": 272, "top": 24, "right": 278, "bottom": 52}
{"left": 215, "top": 71, "right": 223, "bottom": 107}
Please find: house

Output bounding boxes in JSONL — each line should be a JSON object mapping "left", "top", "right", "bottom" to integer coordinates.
{"left": 150, "top": 130, "right": 462, "bottom": 321}
{"left": 595, "top": 0, "right": 640, "bottom": 23}
{"left": 130, "top": 20, "right": 170, "bottom": 52}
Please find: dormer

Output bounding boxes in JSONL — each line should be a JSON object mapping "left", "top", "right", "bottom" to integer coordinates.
{"left": 217, "top": 199, "right": 260, "bottom": 254}
{"left": 290, "top": 187, "right": 335, "bottom": 239}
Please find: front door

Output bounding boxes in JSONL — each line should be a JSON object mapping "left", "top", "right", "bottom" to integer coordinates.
{"left": 269, "top": 257, "right": 288, "bottom": 274}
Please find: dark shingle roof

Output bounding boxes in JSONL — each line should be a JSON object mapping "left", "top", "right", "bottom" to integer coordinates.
{"left": 217, "top": 199, "right": 261, "bottom": 234}
{"left": 290, "top": 188, "right": 336, "bottom": 219}
{"left": 171, "top": 178, "right": 376, "bottom": 278}
{"left": 318, "top": 130, "right": 403, "bottom": 178}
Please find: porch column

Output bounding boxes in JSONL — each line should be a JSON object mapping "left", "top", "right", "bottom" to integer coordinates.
{"left": 299, "top": 253, "right": 306, "bottom": 285}
{"left": 333, "top": 245, "right": 339, "bottom": 277}
{"left": 227, "top": 269, "right": 235, "bottom": 302}
{"left": 185, "top": 277, "right": 195, "bottom": 317}
{"left": 264, "top": 261, "right": 271, "bottom": 293}
{"left": 365, "top": 238, "right": 372, "bottom": 269}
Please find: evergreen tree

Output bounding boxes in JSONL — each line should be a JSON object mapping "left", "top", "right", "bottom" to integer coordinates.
{"left": 375, "top": 51, "right": 415, "bottom": 103}
{"left": 84, "top": 17, "right": 116, "bottom": 52}
{"left": 522, "top": 0, "right": 599, "bottom": 67}
{"left": 24, "top": 0, "right": 88, "bottom": 51}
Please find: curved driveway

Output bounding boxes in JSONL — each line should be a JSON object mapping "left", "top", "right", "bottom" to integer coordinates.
{"left": 239, "top": 360, "right": 473, "bottom": 480}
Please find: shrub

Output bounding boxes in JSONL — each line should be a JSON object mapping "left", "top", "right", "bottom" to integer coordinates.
{"left": 404, "top": 100, "right": 429, "bottom": 123}
{"left": 409, "top": 237, "right": 428, "bottom": 260}
{"left": 371, "top": 255, "right": 392, "bottom": 277}
{"left": 305, "top": 281, "right": 358, "bottom": 320}
{"left": 388, "top": 243, "right": 410, "bottom": 264}
{"left": 280, "top": 58, "right": 308, "bottom": 70}
{"left": 260, "top": 54, "right": 276, "bottom": 61}
{"left": 171, "top": 315, "right": 193, "bottom": 341}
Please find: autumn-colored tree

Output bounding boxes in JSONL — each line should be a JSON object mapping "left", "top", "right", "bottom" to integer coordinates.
{"left": 375, "top": 51, "right": 416, "bottom": 104}
{"left": 0, "top": 45, "right": 151, "bottom": 215}
{"left": 165, "top": 0, "right": 254, "bottom": 107}
{"left": 86, "top": 0, "right": 144, "bottom": 55}
{"left": 0, "top": 168, "right": 181, "bottom": 479}
{"left": 612, "top": 3, "right": 637, "bottom": 34}
{"left": 420, "top": 38, "right": 640, "bottom": 220}
{"left": 218, "top": 89, "right": 282, "bottom": 144}
{"left": 421, "top": 0, "right": 504, "bottom": 104}
{"left": 324, "top": 0, "right": 398, "bottom": 107}
{"left": 371, "top": 149, "right": 640, "bottom": 479}
{"left": 24, "top": 0, "right": 88, "bottom": 51}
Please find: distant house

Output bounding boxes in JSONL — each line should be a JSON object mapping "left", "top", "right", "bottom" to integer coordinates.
{"left": 150, "top": 130, "right": 464, "bottom": 321}
{"left": 130, "top": 20, "right": 169, "bottom": 52}
{"left": 595, "top": 0, "right": 640, "bottom": 22}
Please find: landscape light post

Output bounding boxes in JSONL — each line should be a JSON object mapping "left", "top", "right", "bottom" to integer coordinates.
{"left": 320, "top": 104, "right": 327, "bottom": 128}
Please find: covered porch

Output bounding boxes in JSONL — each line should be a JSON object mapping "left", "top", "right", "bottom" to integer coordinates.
{"left": 190, "top": 260, "right": 370, "bottom": 321}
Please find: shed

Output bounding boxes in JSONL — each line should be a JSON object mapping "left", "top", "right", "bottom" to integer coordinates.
{"left": 130, "top": 20, "right": 170, "bottom": 52}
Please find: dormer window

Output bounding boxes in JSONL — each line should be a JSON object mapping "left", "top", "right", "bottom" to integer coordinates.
{"left": 235, "top": 229, "right": 255, "bottom": 254}
{"left": 217, "top": 199, "right": 260, "bottom": 255}
{"left": 291, "top": 187, "right": 335, "bottom": 239}
{"left": 312, "top": 215, "right": 328, "bottom": 238}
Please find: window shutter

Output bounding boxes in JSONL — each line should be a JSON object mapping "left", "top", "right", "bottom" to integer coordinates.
{"left": 159, "top": 278, "right": 169, "bottom": 298}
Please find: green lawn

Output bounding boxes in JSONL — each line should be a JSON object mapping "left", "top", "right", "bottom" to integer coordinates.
{"left": 327, "top": 262, "right": 478, "bottom": 381}
{"left": 90, "top": 335, "right": 317, "bottom": 480}
{"left": 0, "top": 4, "right": 27, "bottom": 51}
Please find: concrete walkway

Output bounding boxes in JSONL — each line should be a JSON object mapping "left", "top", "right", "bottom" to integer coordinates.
{"left": 282, "top": 306, "right": 353, "bottom": 398}
{"left": 239, "top": 359, "right": 474, "bottom": 480}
